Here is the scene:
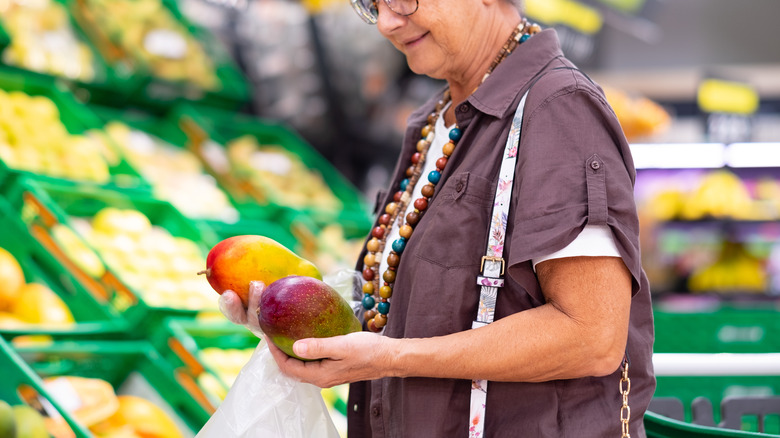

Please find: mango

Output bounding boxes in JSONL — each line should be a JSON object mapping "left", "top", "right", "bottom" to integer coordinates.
{"left": 0, "top": 400, "right": 16, "bottom": 438}
{"left": 258, "top": 276, "right": 361, "bottom": 360}
{"left": 199, "top": 235, "right": 321, "bottom": 306}
{"left": 12, "top": 405, "right": 48, "bottom": 438}
{"left": 0, "top": 247, "right": 25, "bottom": 310}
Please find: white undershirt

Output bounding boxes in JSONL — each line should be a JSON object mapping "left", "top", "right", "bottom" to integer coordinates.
{"left": 379, "top": 109, "right": 621, "bottom": 278}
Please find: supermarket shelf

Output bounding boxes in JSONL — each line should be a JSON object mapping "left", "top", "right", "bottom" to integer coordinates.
{"left": 654, "top": 353, "right": 780, "bottom": 376}
{"left": 631, "top": 142, "right": 780, "bottom": 169}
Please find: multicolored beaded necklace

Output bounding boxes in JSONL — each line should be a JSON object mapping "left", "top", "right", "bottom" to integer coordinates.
{"left": 361, "top": 19, "right": 542, "bottom": 333}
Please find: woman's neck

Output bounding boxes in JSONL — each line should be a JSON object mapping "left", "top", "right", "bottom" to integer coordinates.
{"left": 443, "top": 13, "right": 525, "bottom": 126}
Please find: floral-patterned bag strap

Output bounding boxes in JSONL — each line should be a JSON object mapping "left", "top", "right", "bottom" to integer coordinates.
{"left": 468, "top": 89, "right": 530, "bottom": 438}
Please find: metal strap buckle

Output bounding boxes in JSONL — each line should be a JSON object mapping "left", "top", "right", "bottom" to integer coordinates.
{"left": 480, "top": 256, "right": 505, "bottom": 276}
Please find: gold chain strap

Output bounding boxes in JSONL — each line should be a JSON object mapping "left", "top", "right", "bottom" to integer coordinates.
{"left": 620, "top": 359, "right": 631, "bottom": 438}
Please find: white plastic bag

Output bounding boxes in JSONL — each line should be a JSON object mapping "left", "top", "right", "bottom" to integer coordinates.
{"left": 197, "top": 269, "right": 362, "bottom": 438}
{"left": 196, "top": 339, "right": 340, "bottom": 438}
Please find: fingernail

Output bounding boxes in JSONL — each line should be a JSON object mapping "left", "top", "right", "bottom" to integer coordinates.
{"left": 294, "top": 341, "right": 308, "bottom": 357}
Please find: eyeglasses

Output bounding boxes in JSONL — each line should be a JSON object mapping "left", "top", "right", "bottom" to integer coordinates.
{"left": 350, "top": 0, "right": 419, "bottom": 24}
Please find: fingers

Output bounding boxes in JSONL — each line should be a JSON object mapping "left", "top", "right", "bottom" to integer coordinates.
{"left": 246, "top": 281, "right": 266, "bottom": 334}
{"left": 218, "top": 290, "right": 247, "bottom": 325}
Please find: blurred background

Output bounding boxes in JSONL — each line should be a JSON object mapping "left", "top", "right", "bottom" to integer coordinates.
{"left": 0, "top": 0, "right": 779, "bottom": 437}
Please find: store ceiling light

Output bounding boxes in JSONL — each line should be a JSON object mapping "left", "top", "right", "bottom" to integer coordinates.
{"left": 630, "top": 143, "right": 726, "bottom": 169}
{"left": 726, "top": 142, "right": 780, "bottom": 168}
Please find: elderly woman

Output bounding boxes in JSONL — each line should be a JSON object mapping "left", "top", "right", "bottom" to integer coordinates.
{"left": 222, "top": 0, "right": 655, "bottom": 436}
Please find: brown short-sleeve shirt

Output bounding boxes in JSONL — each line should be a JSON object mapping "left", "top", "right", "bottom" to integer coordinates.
{"left": 348, "top": 29, "right": 655, "bottom": 438}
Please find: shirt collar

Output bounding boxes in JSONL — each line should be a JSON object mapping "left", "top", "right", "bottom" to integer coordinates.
{"left": 406, "top": 29, "right": 564, "bottom": 128}
{"left": 470, "top": 28, "right": 564, "bottom": 119}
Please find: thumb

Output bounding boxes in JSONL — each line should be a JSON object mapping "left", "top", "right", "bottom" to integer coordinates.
{"left": 292, "top": 337, "right": 334, "bottom": 360}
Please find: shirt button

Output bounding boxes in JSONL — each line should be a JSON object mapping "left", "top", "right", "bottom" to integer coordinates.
{"left": 590, "top": 160, "right": 601, "bottom": 170}
{"left": 458, "top": 104, "right": 469, "bottom": 113}
{"left": 371, "top": 407, "right": 380, "bottom": 417}
{"left": 455, "top": 183, "right": 464, "bottom": 192}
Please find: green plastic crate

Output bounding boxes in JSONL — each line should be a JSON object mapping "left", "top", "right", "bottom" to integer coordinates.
{"left": 0, "top": 337, "right": 209, "bottom": 437}
{"left": 87, "top": 104, "right": 284, "bottom": 225}
{"left": 0, "top": 0, "right": 120, "bottom": 93}
{"left": 150, "top": 318, "right": 259, "bottom": 412}
{"left": 66, "top": 0, "right": 250, "bottom": 112}
{"left": 654, "top": 301, "right": 780, "bottom": 353}
{"left": 645, "top": 411, "right": 777, "bottom": 437}
{"left": 170, "top": 103, "right": 373, "bottom": 239}
{"left": 653, "top": 374, "right": 780, "bottom": 433}
{"left": 0, "top": 67, "right": 147, "bottom": 193}
{"left": 0, "top": 197, "right": 127, "bottom": 340}
{"left": 3, "top": 177, "right": 221, "bottom": 334}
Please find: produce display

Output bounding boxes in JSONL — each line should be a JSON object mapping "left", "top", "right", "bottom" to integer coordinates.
{"left": 99, "top": 121, "right": 239, "bottom": 222}
{"left": 226, "top": 134, "right": 342, "bottom": 212}
{"left": 0, "top": 0, "right": 97, "bottom": 82}
{"left": 73, "top": 0, "right": 220, "bottom": 91}
{"left": 200, "top": 234, "right": 322, "bottom": 306}
{"left": 602, "top": 85, "right": 670, "bottom": 141}
{"left": 0, "top": 246, "right": 75, "bottom": 329}
{"left": 0, "top": 89, "right": 112, "bottom": 183}
{"left": 65, "top": 207, "right": 216, "bottom": 310}
{"left": 27, "top": 376, "right": 185, "bottom": 438}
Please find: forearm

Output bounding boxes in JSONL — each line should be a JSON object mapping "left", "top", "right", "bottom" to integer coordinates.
{"left": 388, "top": 302, "right": 625, "bottom": 382}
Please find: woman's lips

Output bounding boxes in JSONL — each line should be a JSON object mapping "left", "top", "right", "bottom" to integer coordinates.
{"left": 402, "top": 32, "right": 428, "bottom": 49}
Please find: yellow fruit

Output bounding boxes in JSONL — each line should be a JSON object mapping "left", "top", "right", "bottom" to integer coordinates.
{"left": 43, "top": 376, "right": 119, "bottom": 427}
{"left": 0, "top": 247, "right": 25, "bottom": 310}
{"left": 12, "top": 405, "right": 48, "bottom": 438}
{"left": 0, "top": 399, "right": 16, "bottom": 438}
{"left": 0, "top": 311, "right": 28, "bottom": 329}
{"left": 12, "top": 283, "right": 75, "bottom": 326}
{"left": 92, "top": 208, "right": 151, "bottom": 237}
{"left": 52, "top": 224, "right": 106, "bottom": 278}
{"left": 90, "top": 395, "right": 184, "bottom": 438}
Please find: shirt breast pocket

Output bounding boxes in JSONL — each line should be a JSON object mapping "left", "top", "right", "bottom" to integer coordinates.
{"left": 412, "top": 171, "right": 494, "bottom": 269}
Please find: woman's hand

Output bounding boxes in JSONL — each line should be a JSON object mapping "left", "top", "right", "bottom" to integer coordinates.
{"left": 218, "top": 281, "right": 266, "bottom": 337}
{"left": 266, "top": 331, "right": 396, "bottom": 388}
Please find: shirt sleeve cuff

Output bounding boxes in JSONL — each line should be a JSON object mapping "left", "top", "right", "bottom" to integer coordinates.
{"left": 532, "top": 224, "right": 621, "bottom": 271}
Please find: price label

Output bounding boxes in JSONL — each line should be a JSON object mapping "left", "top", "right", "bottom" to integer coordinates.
{"left": 698, "top": 79, "right": 759, "bottom": 115}
{"left": 143, "top": 29, "right": 188, "bottom": 60}
{"left": 44, "top": 377, "right": 84, "bottom": 413}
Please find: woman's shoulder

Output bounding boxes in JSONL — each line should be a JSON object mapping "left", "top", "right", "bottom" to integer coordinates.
{"left": 524, "top": 60, "right": 613, "bottom": 117}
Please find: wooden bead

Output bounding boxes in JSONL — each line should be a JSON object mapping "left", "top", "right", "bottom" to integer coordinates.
{"left": 442, "top": 141, "right": 455, "bottom": 156}
{"left": 435, "top": 156, "right": 448, "bottom": 170}
{"left": 378, "top": 214, "right": 391, "bottom": 225}
{"left": 406, "top": 166, "right": 415, "bottom": 177}
{"left": 427, "top": 113, "right": 436, "bottom": 125}
{"left": 399, "top": 224, "right": 413, "bottom": 239}
{"left": 385, "top": 202, "right": 397, "bottom": 215}
{"left": 421, "top": 184, "right": 435, "bottom": 198}
{"left": 365, "top": 309, "right": 378, "bottom": 321}
{"left": 411, "top": 152, "right": 421, "bottom": 164}
{"left": 371, "top": 226, "right": 385, "bottom": 239}
{"left": 413, "top": 198, "right": 428, "bottom": 211}
{"left": 393, "top": 191, "right": 403, "bottom": 202}
{"left": 374, "top": 313, "right": 388, "bottom": 328}
{"left": 367, "top": 237, "right": 380, "bottom": 252}
{"left": 387, "top": 252, "right": 400, "bottom": 267}
{"left": 362, "top": 267, "right": 374, "bottom": 281}
{"left": 367, "top": 318, "right": 380, "bottom": 332}
{"left": 421, "top": 124, "right": 432, "bottom": 138}
{"left": 406, "top": 211, "right": 420, "bottom": 226}
{"left": 416, "top": 140, "right": 428, "bottom": 152}
{"left": 364, "top": 253, "right": 376, "bottom": 268}
{"left": 379, "top": 285, "right": 393, "bottom": 299}
{"left": 382, "top": 269, "right": 396, "bottom": 283}
{"left": 363, "top": 281, "right": 375, "bottom": 294}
